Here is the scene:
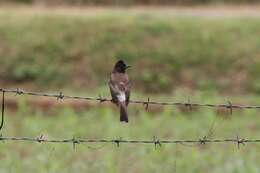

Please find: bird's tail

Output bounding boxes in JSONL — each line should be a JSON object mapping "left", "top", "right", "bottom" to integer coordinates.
{"left": 119, "top": 102, "right": 128, "bottom": 123}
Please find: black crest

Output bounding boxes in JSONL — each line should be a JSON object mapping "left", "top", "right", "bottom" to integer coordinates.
{"left": 113, "top": 60, "right": 130, "bottom": 73}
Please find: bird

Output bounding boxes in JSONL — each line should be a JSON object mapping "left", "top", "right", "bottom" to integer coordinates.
{"left": 109, "top": 60, "right": 131, "bottom": 123}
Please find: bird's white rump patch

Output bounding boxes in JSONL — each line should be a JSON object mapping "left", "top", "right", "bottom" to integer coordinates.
{"left": 117, "top": 92, "right": 126, "bottom": 102}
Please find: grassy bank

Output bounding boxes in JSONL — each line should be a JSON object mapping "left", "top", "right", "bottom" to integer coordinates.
{"left": 0, "top": 8, "right": 260, "bottom": 94}
{"left": 1, "top": 8, "right": 260, "bottom": 171}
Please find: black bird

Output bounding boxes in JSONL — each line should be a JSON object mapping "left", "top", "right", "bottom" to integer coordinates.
{"left": 109, "top": 60, "right": 131, "bottom": 123}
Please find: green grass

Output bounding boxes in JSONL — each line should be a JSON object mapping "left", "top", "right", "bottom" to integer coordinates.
{"left": 1, "top": 92, "right": 260, "bottom": 172}
{"left": 0, "top": 9, "right": 260, "bottom": 94}
{"left": 1, "top": 9, "right": 260, "bottom": 171}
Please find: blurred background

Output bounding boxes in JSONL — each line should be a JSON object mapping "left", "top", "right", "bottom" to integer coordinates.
{"left": 2, "top": 0, "right": 260, "bottom": 5}
{"left": 1, "top": 0, "right": 260, "bottom": 172}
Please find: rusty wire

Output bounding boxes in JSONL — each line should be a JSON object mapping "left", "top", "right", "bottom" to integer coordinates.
{"left": 1, "top": 88, "right": 260, "bottom": 111}
{"left": 0, "top": 88, "right": 259, "bottom": 149}
{"left": 0, "top": 135, "right": 256, "bottom": 149}
{"left": 1, "top": 87, "right": 259, "bottom": 131}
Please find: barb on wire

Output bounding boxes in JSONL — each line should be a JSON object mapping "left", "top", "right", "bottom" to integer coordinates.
{"left": 236, "top": 136, "right": 246, "bottom": 149}
{"left": 226, "top": 101, "right": 233, "bottom": 115}
{"left": 37, "top": 134, "right": 44, "bottom": 143}
{"left": 0, "top": 136, "right": 259, "bottom": 148}
{"left": 153, "top": 136, "right": 162, "bottom": 149}
{"left": 15, "top": 88, "right": 23, "bottom": 96}
{"left": 185, "top": 98, "right": 192, "bottom": 111}
{"left": 57, "top": 92, "right": 64, "bottom": 100}
{"left": 113, "top": 137, "right": 122, "bottom": 147}
{"left": 72, "top": 136, "right": 80, "bottom": 150}
{"left": 1, "top": 88, "right": 260, "bottom": 110}
{"left": 144, "top": 97, "right": 150, "bottom": 111}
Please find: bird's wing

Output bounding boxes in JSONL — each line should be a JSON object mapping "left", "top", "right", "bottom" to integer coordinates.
{"left": 109, "top": 78, "right": 119, "bottom": 103}
{"left": 126, "top": 81, "right": 131, "bottom": 105}
{"left": 109, "top": 73, "right": 129, "bottom": 103}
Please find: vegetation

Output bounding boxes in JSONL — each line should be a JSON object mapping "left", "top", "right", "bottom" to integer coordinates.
{"left": 1, "top": 93, "right": 260, "bottom": 172}
{"left": 1, "top": 7, "right": 260, "bottom": 172}
{"left": 0, "top": 9, "right": 260, "bottom": 94}
{"left": 3, "top": 0, "right": 260, "bottom": 5}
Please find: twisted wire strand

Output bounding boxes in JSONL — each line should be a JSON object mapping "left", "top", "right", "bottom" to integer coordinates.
{"left": 1, "top": 88, "right": 260, "bottom": 110}
{"left": 0, "top": 136, "right": 257, "bottom": 148}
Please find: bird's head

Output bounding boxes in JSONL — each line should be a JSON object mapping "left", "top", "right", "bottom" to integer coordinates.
{"left": 113, "top": 60, "right": 131, "bottom": 73}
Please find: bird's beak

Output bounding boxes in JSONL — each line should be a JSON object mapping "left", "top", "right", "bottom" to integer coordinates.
{"left": 126, "top": 65, "right": 131, "bottom": 69}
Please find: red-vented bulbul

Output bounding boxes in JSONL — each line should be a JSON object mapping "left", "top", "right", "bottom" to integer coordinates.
{"left": 109, "top": 60, "right": 131, "bottom": 123}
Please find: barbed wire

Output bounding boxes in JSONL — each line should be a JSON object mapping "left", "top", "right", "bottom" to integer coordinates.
{"left": 1, "top": 87, "right": 260, "bottom": 130}
{"left": 0, "top": 88, "right": 259, "bottom": 149}
{"left": 1, "top": 88, "right": 260, "bottom": 111}
{"left": 0, "top": 135, "right": 257, "bottom": 149}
